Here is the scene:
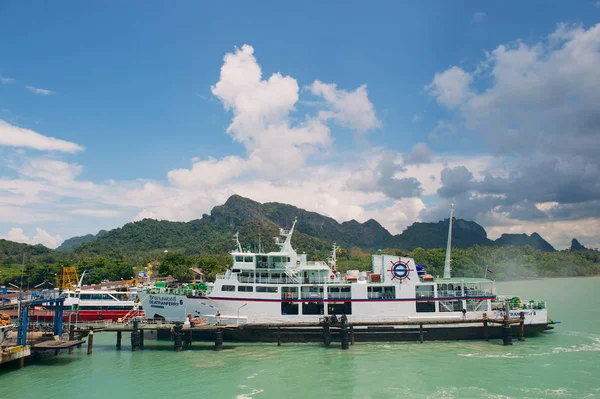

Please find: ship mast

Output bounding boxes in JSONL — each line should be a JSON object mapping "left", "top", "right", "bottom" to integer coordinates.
{"left": 443, "top": 203, "right": 455, "bottom": 279}
{"left": 328, "top": 243, "right": 339, "bottom": 272}
{"left": 233, "top": 232, "right": 243, "bottom": 253}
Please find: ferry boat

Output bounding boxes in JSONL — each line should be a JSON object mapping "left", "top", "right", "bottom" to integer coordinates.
{"left": 26, "top": 272, "right": 143, "bottom": 323}
{"left": 141, "top": 211, "right": 550, "bottom": 341}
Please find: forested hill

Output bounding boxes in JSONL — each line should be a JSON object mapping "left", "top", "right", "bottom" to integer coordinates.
{"left": 0, "top": 239, "right": 52, "bottom": 259}
{"left": 1, "top": 195, "right": 598, "bottom": 286}
{"left": 56, "top": 230, "right": 107, "bottom": 251}
{"left": 62, "top": 194, "right": 559, "bottom": 255}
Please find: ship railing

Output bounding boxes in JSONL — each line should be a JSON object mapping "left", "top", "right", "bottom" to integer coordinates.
{"left": 367, "top": 292, "right": 395, "bottom": 299}
{"left": 327, "top": 292, "right": 352, "bottom": 300}
{"left": 306, "top": 277, "right": 331, "bottom": 284}
{"left": 216, "top": 274, "right": 227, "bottom": 280}
{"left": 281, "top": 293, "right": 299, "bottom": 300}
{"left": 301, "top": 292, "right": 324, "bottom": 300}
{"left": 237, "top": 276, "right": 298, "bottom": 284}
{"left": 464, "top": 289, "right": 494, "bottom": 297}
{"left": 415, "top": 292, "right": 435, "bottom": 299}
{"left": 437, "top": 290, "right": 465, "bottom": 298}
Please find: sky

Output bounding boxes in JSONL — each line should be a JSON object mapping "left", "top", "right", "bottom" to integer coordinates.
{"left": 1, "top": 1, "right": 599, "bottom": 250}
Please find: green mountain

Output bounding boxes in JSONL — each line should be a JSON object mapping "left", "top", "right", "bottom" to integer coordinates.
{"left": 64, "top": 194, "right": 559, "bottom": 255}
{"left": 570, "top": 238, "right": 589, "bottom": 252}
{"left": 56, "top": 229, "right": 108, "bottom": 251}
{"left": 1, "top": 239, "right": 51, "bottom": 260}
{"left": 493, "top": 233, "right": 555, "bottom": 252}
{"left": 386, "top": 218, "right": 492, "bottom": 250}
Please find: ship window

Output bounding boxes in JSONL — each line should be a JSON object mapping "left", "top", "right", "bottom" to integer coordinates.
{"left": 302, "top": 302, "right": 324, "bottom": 315}
{"left": 238, "top": 285, "right": 253, "bottom": 292}
{"left": 416, "top": 285, "right": 434, "bottom": 299}
{"left": 328, "top": 302, "right": 352, "bottom": 315}
{"left": 273, "top": 257, "right": 281, "bottom": 262}
{"left": 281, "top": 302, "right": 298, "bottom": 315}
{"left": 244, "top": 256, "right": 253, "bottom": 263}
{"left": 232, "top": 269, "right": 240, "bottom": 273}
{"left": 256, "top": 286, "right": 278, "bottom": 293}
{"left": 287, "top": 257, "right": 291, "bottom": 262}
{"left": 367, "top": 286, "right": 395, "bottom": 299}
{"left": 235, "top": 256, "right": 244, "bottom": 262}
{"left": 222, "top": 285, "right": 235, "bottom": 292}
{"left": 439, "top": 300, "right": 464, "bottom": 312}
{"left": 80, "top": 294, "right": 92, "bottom": 300}
{"left": 416, "top": 301, "right": 436, "bottom": 313}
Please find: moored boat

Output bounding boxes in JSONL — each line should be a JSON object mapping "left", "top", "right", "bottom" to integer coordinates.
{"left": 141, "top": 209, "right": 550, "bottom": 342}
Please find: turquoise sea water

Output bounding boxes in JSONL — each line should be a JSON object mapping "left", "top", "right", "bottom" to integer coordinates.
{"left": 3, "top": 277, "right": 599, "bottom": 399}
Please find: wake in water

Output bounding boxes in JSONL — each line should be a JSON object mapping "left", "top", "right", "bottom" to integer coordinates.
{"left": 457, "top": 334, "right": 600, "bottom": 359}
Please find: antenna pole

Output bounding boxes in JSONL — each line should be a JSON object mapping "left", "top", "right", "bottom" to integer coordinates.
{"left": 443, "top": 204, "right": 455, "bottom": 279}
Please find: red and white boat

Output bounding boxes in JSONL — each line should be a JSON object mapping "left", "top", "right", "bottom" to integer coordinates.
{"left": 25, "top": 272, "right": 144, "bottom": 323}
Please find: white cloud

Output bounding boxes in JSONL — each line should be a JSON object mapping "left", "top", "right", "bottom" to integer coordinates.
{"left": 25, "top": 85, "right": 54, "bottom": 95}
{"left": 426, "top": 66, "right": 473, "bottom": 108}
{"left": 69, "top": 209, "right": 122, "bottom": 218}
{"left": 168, "top": 156, "right": 248, "bottom": 188}
{"left": 170, "top": 44, "right": 378, "bottom": 186}
{"left": 1, "top": 227, "right": 62, "bottom": 248}
{"left": 309, "top": 80, "right": 381, "bottom": 133}
{"left": 472, "top": 12, "right": 487, "bottom": 23}
{"left": 1, "top": 76, "right": 15, "bottom": 84}
{"left": 2, "top": 227, "right": 29, "bottom": 243}
{"left": 13, "top": 158, "right": 83, "bottom": 183}
{"left": 423, "top": 22, "right": 600, "bottom": 249}
{"left": 0, "top": 205, "right": 61, "bottom": 224}
{"left": 1, "top": 40, "right": 598, "bottom": 251}
{"left": 0, "top": 120, "right": 84, "bottom": 153}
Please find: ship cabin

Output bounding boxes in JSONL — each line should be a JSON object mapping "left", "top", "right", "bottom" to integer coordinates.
{"left": 212, "top": 219, "right": 498, "bottom": 316}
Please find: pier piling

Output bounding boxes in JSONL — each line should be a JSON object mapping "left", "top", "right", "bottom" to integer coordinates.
{"left": 139, "top": 330, "right": 145, "bottom": 349}
{"left": 214, "top": 329, "right": 223, "bottom": 351}
{"left": 173, "top": 324, "right": 183, "bottom": 352}
{"left": 340, "top": 318, "right": 349, "bottom": 350}
{"left": 116, "top": 331, "right": 122, "bottom": 350}
{"left": 184, "top": 331, "right": 192, "bottom": 348}
{"left": 502, "top": 302, "right": 513, "bottom": 346}
{"left": 276, "top": 327, "right": 281, "bottom": 346}
{"left": 483, "top": 313, "right": 489, "bottom": 341}
{"left": 322, "top": 320, "right": 331, "bottom": 346}
{"left": 419, "top": 323, "right": 424, "bottom": 343}
{"left": 519, "top": 312, "right": 525, "bottom": 342}
{"left": 131, "top": 330, "right": 141, "bottom": 351}
{"left": 87, "top": 329, "right": 94, "bottom": 355}
{"left": 69, "top": 325, "right": 75, "bottom": 354}
{"left": 349, "top": 325, "right": 355, "bottom": 345}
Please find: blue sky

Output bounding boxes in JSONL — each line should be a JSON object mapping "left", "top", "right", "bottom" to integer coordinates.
{"left": 1, "top": 1, "right": 600, "bottom": 249}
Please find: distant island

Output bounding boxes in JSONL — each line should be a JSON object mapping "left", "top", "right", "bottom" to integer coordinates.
{"left": 1, "top": 195, "right": 598, "bottom": 286}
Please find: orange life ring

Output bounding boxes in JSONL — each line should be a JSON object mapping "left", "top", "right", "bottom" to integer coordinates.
{"left": 286, "top": 293, "right": 292, "bottom": 299}
{"left": 330, "top": 274, "right": 335, "bottom": 279}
